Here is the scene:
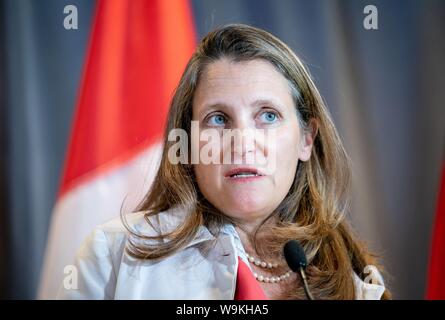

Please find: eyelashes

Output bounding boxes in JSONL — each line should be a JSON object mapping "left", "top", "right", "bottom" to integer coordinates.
{"left": 206, "top": 113, "right": 227, "bottom": 126}
{"left": 203, "top": 108, "right": 282, "bottom": 127}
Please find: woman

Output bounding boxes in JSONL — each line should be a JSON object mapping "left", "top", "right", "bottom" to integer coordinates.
{"left": 58, "top": 24, "right": 390, "bottom": 300}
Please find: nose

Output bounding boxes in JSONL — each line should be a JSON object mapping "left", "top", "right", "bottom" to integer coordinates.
{"left": 233, "top": 130, "right": 255, "bottom": 156}
{"left": 228, "top": 118, "right": 257, "bottom": 163}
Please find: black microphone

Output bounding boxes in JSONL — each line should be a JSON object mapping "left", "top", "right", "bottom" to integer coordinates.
{"left": 284, "top": 240, "right": 314, "bottom": 300}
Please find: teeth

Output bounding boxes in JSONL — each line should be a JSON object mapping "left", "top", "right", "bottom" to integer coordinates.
{"left": 231, "top": 172, "right": 258, "bottom": 178}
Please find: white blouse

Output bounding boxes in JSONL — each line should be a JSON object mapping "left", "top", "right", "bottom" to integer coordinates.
{"left": 57, "top": 206, "right": 386, "bottom": 300}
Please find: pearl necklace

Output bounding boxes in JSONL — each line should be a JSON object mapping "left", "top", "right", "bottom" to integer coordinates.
{"left": 246, "top": 252, "right": 280, "bottom": 268}
{"left": 245, "top": 252, "right": 292, "bottom": 283}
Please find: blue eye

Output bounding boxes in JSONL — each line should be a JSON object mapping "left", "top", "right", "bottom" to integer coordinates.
{"left": 207, "top": 114, "right": 226, "bottom": 126}
{"left": 260, "top": 111, "right": 278, "bottom": 123}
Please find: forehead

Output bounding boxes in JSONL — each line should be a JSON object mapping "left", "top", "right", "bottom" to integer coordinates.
{"left": 193, "top": 58, "right": 293, "bottom": 109}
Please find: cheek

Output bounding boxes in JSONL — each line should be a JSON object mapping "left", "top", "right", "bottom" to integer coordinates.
{"left": 276, "top": 131, "right": 299, "bottom": 162}
{"left": 194, "top": 164, "right": 220, "bottom": 194}
{"left": 194, "top": 164, "right": 209, "bottom": 189}
{"left": 269, "top": 125, "right": 300, "bottom": 183}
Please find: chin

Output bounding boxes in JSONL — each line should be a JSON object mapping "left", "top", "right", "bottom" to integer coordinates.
{"left": 223, "top": 198, "right": 270, "bottom": 218}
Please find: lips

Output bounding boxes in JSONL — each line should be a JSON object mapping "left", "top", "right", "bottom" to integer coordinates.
{"left": 224, "top": 167, "right": 265, "bottom": 179}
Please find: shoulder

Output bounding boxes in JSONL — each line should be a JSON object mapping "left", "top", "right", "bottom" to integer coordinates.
{"left": 99, "top": 205, "right": 187, "bottom": 234}
{"left": 75, "top": 211, "right": 149, "bottom": 259}
{"left": 76, "top": 205, "right": 194, "bottom": 262}
{"left": 353, "top": 265, "right": 387, "bottom": 300}
{"left": 93, "top": 205, "right": 187, "bottom": 244}
{"left": 85, "top": 211, "right": 147, "bottom": 255}
{"left": 57, "top": 208, "right": 186, "bottom": 299}
{"left": 77, "top": 205, "right": 202, "bottom": 264}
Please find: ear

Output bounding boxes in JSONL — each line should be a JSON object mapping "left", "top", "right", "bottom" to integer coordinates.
{"left": 298, "top": 118, "right": 318, "bottom": 162}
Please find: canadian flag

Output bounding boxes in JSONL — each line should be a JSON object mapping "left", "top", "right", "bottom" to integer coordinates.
{"left": 427, "top": 161, "right": 445, "bottom": 299}
{"left": 38, "top": 0, "right": 196, "bottom": 299}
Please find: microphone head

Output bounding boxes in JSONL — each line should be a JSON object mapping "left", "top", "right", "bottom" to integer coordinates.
{"left": 283, "top": 240, "right": 307, "bottom": 272}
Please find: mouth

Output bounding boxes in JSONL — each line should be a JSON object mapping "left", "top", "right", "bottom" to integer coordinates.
{"left": 224, "top": 167, "right": 265, "bottom": 180}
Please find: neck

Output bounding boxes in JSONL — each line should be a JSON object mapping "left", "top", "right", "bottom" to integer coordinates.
{"left": 236, "top": 214, "right": 278, "bottom": 234}
{"left": 235, "top": 216, "right": 279, "bottom": 256}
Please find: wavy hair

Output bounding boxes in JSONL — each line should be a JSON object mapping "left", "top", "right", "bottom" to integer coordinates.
{"left": 122, "top": 24, "right": 390, "bottom": 300}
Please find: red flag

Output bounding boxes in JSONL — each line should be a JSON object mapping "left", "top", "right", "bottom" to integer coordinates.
{"left": 39, "top": 0, "right": 196, "bottom": 299}
{"left": 427, "top": 161, "right": 445, "bottom": 299}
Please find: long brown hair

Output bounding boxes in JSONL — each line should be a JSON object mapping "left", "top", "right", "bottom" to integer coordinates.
{"left": 122, "top": 24, "right": 390, "bottom": 300}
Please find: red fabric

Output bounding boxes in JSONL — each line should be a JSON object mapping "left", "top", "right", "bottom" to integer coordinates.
{"left": 234, "top": 257, "right": 268, "bottom": 300}
{"left": 59, "top": 0, "right": 196, "bottom": 196}
{"left": 427, "top": 161, "right": 445, "bottom": 299}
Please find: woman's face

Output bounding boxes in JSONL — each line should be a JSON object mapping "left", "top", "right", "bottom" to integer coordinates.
{"left": 192, "top": 58, "right": 315, "bottom": 228}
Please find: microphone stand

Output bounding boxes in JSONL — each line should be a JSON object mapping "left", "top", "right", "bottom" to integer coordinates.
{"left": 298, "top": 267, "right": 314, "bottom": 300}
